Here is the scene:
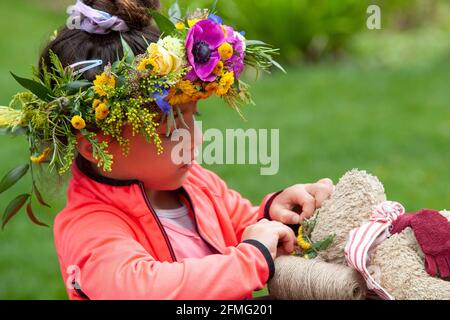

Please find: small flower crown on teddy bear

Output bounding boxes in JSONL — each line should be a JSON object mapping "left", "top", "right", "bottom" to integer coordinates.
{"left": 0, "top": 1, "right": 284, "bottom": 229}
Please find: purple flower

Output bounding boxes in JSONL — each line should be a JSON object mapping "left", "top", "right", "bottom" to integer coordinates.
{"left": 153, "top": 88, "right": 171, "bottom": 113}
{"left": 185, "top": 20, "right": 225, "bottom": 82}
{"left": 222, "top": 25, "right": 246, "bottom": 78}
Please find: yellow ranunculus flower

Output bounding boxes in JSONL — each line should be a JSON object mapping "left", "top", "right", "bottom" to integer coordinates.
{"left": 71, "top": 115, "right": 86, "bottom": 130}
{"left": 146, "top": 43, "right": 179, "bottom": 76}
{"left": 218, "top": 42, "right": 233, "bottom": 61}
{"left": 95, "top": 103, "right": 109, "bottom": 120}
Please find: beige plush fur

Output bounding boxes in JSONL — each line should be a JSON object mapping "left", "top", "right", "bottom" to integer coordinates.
{"left": 270, "top": 169, "right": 450, "bottom": 300}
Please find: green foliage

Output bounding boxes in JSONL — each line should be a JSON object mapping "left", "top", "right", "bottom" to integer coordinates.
{"left": 0, "top": 164, "right": 29, "bottom": 194}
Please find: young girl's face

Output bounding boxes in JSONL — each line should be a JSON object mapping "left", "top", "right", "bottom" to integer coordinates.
{"left": 78, "top": 102, "right": 202, "bottom": 190}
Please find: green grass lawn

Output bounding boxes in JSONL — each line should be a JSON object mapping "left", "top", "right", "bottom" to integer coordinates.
{"left": 0, "top": 0, "right": 449, "bottom": 299}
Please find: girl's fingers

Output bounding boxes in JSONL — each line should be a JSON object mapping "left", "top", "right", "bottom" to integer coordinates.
{"left": 276, "top": 224, "right": 296, "bottom": 253}
{"left": 305, "top": 180, "right": 334, "bottom": 208}
{"left": 272, "top": 207, "right": 301, "bottom": 225}
{"left": 287, "top": 187, "right": 316, "bottom": 221}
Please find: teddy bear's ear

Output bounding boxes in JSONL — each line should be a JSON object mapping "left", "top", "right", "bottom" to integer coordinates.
{"left": 310, "top": 169, "right": 386, "bottom": 264}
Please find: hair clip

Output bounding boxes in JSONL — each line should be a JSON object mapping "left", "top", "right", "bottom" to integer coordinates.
{"left": 68, "top": 59, "right": 103, "bottom": 76}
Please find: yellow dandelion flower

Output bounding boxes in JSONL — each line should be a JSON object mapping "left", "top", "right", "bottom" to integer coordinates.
{"left": 188, "top": 19, "right": 201, "bottom": 28}
{"left": 95, "top": 103, "right": 109, "bottom": 120}
{"left": 30, "top": 147, "right": 51, "bottom": 163}
{"left": 216, "top": 71, "right": 235, "bottom": 96}
{"left": 213, "top": 61, "right": 224, "bottom": 76}
{"left": 93, "top": 72, "right": 116, "bottom": 97}
{"left": 297, "top": 225, "right": 312, "bottom": 250}
{"left": 175, "top": 22, "right": 186, "bottom": 30}
{"left": 71, "top": 115, "right": 86, "bottom": 130}
{"left": 218, "top": 42, "right": 233, "bottom": 61}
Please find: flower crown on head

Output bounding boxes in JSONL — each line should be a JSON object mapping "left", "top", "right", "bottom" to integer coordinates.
{"left": 0, "top": 1, "right": 284, "bottom": 228}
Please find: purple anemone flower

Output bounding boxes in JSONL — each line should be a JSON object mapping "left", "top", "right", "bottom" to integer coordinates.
{"left": 185, "top": 20, "right": 225, "bottom": 82}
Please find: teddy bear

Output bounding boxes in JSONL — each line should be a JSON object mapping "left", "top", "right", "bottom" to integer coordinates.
{"left": 268, "top": 169, "right": 450, "bottom": 300}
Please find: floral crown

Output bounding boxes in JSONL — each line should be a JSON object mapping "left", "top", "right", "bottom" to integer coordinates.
{"left": 0, "top": 1, "right": 283, "bottom": 228}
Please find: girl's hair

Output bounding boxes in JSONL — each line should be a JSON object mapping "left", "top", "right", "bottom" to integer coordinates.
{"left": 36, "top": 0, "right": 161, "bottom": 196}
{"left": 39, "top": 0, "right": 161, "bottom": 81}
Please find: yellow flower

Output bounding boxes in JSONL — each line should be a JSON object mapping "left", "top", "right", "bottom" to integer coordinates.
{"left": 218, "top": 42, "right": 233, "bottom": 61}
{"left": 175, "top": 22, "right": 186, "bottom": 30}
{"left": 30, "top": 147, "right": 51, "bottom": 163}
{"left": 213, "top": 61, "right": 224, "bottom": 76}
{"left": 92, "top": 99, "right": 103, "bottom": 109}
{"left": 95, "top": 103, "right": 109, "bottom": 120}
{"left": 297, "top": 226, "right": 312, "bottom": 250}
{"left": 167, "top": 80, "right": 196, "bottom": 106}
{"left": 205, "top": 82, "right": 219, "bottom": 93}
{"left": 71, "top": 115, "right": 86, "bottom": 130}
{"left": 157, "top": 36, "right": 185, "bottom": 71}
{"left": 137, "top": 57, "right": 158, "bottom": 72}
{"left": 216, "top": 71, "right": 235, "bottom": 96}
{"left": 188, "top": 19, "right": 200, "bottom": 28}
{"left": 192, "top": 84, "right": 214, "bottom": 102}
{"left": 146, "top": 43, "right": 179, "bottom": 76}
{"left": 93, "top": 72, "right": 116, "bottom": 97}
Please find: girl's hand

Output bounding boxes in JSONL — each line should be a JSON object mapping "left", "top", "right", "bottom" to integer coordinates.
{"left": 269, "top": 179, "right": 334, "bottom": 225}
{"left": 242, "top": 219, "right": 296, "bottom": 259}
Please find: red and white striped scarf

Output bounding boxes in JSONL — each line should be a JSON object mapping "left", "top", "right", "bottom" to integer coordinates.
{"left": 344, "top": 201, "right": 405, "bottom": 300}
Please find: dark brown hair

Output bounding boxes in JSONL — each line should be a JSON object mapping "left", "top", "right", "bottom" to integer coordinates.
{"left": 39, "top": 0, "right": 161, "bottom": 81}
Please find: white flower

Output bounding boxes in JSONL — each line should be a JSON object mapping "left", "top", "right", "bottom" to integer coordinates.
{"left": 234, "top": 31, "right": 246, "bottom": 51}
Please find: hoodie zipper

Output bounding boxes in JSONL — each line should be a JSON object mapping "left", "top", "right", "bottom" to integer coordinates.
{"left": 138, "top": 182, "right": 177, "bottom": 262}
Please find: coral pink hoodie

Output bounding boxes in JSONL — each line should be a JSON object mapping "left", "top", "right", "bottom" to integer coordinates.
{"left": 53, "top": 156, "right": 279, "bottom": 300}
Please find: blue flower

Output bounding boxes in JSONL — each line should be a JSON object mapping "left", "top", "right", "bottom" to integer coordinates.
{"left": 153, "top": 88, "right": 172, "bottom": 113}
{"left": 208, "top": 13, "right": 223, "bottom": 25}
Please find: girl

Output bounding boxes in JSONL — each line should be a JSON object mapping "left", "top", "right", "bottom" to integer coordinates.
{"left": 41, "top": 0, "right": 334, "bottom": 299}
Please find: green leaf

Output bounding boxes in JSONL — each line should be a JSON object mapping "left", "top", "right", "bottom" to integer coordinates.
{"left": 117, "top": 75, "right": 126, "bottom": 88}
{"left": 270, "top": 58, "right": 287, "bottom": 74}
{"left": 10, "top": 72, "right": 53, "bottom": 102}
{"left": 245, "top": 40, "right": 270, "bottom": 47}
{"left": 150, "top": 10, "right": 176, "bottom": 36}
{"left": 120, "top": 34, "right": 135, "bottom": 64}
{"left": 211, "top": 0, "right": 219, "bottom": 13}
{"left": 26, "top": 201, "right": 49, "bottom": 228}
{"left": 0, "top": 164, "right": 29, "bottom": 194}
{"left": 166, "top": 110, "right": 174, "bottom": 137}
{"left": 168, "top": 0, "right": 182, "bottom": 23}
{"left": 61, "top": 81, "right": 92, "bottom": 94}
{"left": 311, "top": 234, "right": 335, "bottom": 251}
{"left": 12, "top": 126, "right": 27, "bottom": 136}
{"left": 2, "top": 194, "right": 30, "bottom": 230}
{"left": 33, "top": 182, "right": 51, "bottom": 208}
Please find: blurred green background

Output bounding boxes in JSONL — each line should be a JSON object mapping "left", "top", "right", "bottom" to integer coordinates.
{"left": 0, "top": 0, "right": 449, "bottom": 299}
